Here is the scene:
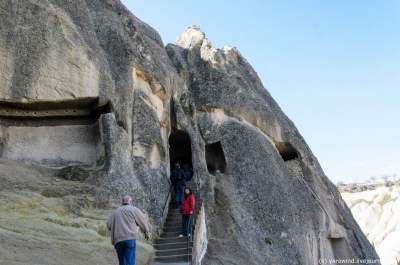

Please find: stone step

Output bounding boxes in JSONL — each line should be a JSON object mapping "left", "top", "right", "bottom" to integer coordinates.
{"left": 153, "top": 185, "right": 198, "bottom": 264}
{"left": 166, "top": 217, "right": 183, "bottom": 222}
{"left": 167, "top": 207, "right": 181, "bottom": 212}
{"left": 154, "top": 259, "right": 191, "bottom": 264}
{"left": 166, "top": 211, "right": 182, "bottom": 217}
{"left": 155, "top": 247, "right": 192, "bottom": 256}
{"left": 165, "top": 219, "right": 184, "bottom": 224}
{"left": 162, "top": 229, "right": 182, "bottom": 235}
{"left": 165, "top": 213, "right": 182, "bottom": 218}
{"left": 163, "top": 225, "right": 182, "bottom": 232}
{"left": 167, "top": 207, "right": 182, "bottom": 212}
{"left": 166, "top": 213, "right": 198, "bottom": 219}
{"left": 161, "top": 231, "right": 184, "bottom": 237}
{"left": 164, "top": 222, "right": 182, "bottom": 227}
{"left": 154, "top": 241, "right": 193, "bottom": 251}
{"left": 164, "top": 227, "right": 193, "bottom": 233}
{"left": 165, "top": 219, "right": 183, "bottom": 226}
{"left": 167, "top": 210, "right": 197, "bottom": 216}
{"left": 165, "top": 221, "right": 182, "bottom": 226}
{"left": 166, "top": 214, "right": 198, "bottom": 220}
{"left": 164, "top": 223, "right": 195, "bottom": 230}
{"left": 165, "top": 219, "right": 196, "bottom": 226}
{"left": 165, "top": 217, "right": 196, "bottom": 223}
{"left": 155, "top": 236, "right": 192, "bottom": 245}
{"left": 154, "top": 254, "right": 192, "bottom": 263}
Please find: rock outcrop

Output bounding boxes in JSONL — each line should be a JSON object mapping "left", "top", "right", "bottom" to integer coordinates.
{"left": 339, "top": 179, "right": 400, "bottom": 265}
{"left": 0, "top": 1, "right": 379, "bottom": 265}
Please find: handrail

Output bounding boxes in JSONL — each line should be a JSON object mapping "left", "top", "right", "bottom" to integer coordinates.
{"left": 192, "top": 202, "right": 207, "bottom": 265}
{"left": 192, "top": 203, "right": 199, "bottom": 265}
{"left": 187, "top": 228, "right": 190, "bottom": 264}
{"left": 160, "top": 181, "right": 172, "bottom": 235}
{"left": 191, "top": 172, "right": 200, "bottom": 265}
{"left": 187, "top": 193, "right": 196, "bottom": 264}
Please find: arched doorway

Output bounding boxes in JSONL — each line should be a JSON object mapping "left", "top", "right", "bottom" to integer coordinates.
{"left": 205, "top": 141, "right": 226, "bottom": 174}
{"left": 168, "top": 130, "right": 193, "bottom": 170}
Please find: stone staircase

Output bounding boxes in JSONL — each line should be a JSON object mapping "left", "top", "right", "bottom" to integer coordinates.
{"left": 153, "top": 183, "right": 197, "bottom": 264}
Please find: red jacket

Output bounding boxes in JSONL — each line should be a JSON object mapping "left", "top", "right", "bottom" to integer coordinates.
{"left": 182, "top": 194, "right": 195, "bottom": 215}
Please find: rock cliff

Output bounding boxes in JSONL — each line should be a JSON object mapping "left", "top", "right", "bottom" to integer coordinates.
{"left": 339, "top": 179, "right": 400, "bottom": 265}
{"left": 0, "top": 1, "right": 379, "bottom": 264}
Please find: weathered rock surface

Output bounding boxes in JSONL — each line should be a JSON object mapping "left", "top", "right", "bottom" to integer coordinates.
{"left": 0, "top": 1, "right": 379, "bottom": 265}
{"left": 0, "top": 160, "right": 154, "bottom": 265}
{"left": 166, "top": 25, "right": 379, "bottom": 265}
{"left": 339, "top": 180, "right": 400, "bottom": 265}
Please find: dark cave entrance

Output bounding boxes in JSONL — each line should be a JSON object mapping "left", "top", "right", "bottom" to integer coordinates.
{"left": 168, "top": 130, "right": 193, "bottom": 170}
{"left": 275, "top": 142, "right": 299, "bottom": 161}
{"left": 205, "top": 141, "right": 226, "bottom": 174}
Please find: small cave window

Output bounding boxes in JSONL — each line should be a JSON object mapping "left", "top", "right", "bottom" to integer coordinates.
{"left": 168, "top": 130, "right": 193, "bottom": 169}
{"left": 275, "top": 142, "right": 299, "bottom": 161}
{"left": 205, "top": 141, "right": 226, "bottom": 174}
{"left": 329, "top": 237, "right": 354, "bottom": 261}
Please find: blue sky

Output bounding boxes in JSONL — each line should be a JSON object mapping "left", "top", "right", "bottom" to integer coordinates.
{"left": 121, "top": 0, "right": 400, "bottom": 182}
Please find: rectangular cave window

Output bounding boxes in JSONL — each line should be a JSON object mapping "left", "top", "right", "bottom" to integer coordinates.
{"left": 329, "top": 237, "right": 354, "bottom": 262}
{"left": 275, "top": 142, "right": 299, "bottom": 161}
{"left": 0, "top": 99, "right": 111, "bottom": 167}
{"left": 205, "top": 141, "right": 226, "bottom": 174}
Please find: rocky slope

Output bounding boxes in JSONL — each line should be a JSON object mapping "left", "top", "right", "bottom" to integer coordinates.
{"left": 0, "top": 0, "right": 379, "bottom": 264}
{"left": 339, "top": 179, "right": 400, "bottom": 265}
{"left": 0, "top": 160, "right": 153, "bottom": 265}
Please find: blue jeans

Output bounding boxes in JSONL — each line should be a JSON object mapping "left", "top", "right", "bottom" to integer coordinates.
{"left": 181, "top": 214, "right": 193, "bottom": 236}
{"left": 174, "top": 185, "right": 184, "bottom": 205}
{"left": 114, "top": 240, "right": 136, "bottom": 265}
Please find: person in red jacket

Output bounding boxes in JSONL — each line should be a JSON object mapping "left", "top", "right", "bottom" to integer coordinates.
{"left": 179, "top": 187, "right": 195, "bottom": 238}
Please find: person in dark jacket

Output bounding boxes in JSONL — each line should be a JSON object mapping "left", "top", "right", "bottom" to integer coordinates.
{"left": 170, "top": 163, "right": 186, "bottom": 205}
{"left": 183, "top": 163, "right": 193, "bottom": 182}
{"left": 179, "top": 187, "right": 195, "bottom": 238}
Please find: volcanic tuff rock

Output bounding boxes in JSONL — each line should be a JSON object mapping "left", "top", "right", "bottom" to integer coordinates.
{"left": 339, "top": 180, "right": 400, "bottom": 265}
{"left": 0, "top": 1, "right": 379, "bottom": 265}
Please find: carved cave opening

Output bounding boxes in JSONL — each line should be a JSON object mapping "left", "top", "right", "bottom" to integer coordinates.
{"left": 329, "top": 237, "right": 354, "bottom": 262}
{"left": 275, "top": 142, "right": 299, "bottom": 161}
{"left": 205, "top": 141, "right": 226, "bottom": 174}
{"left": 0, "top": 99, "right": 112, "bottom": 167}
{"left": 168, "top": 129, "right": 193, "bottom": 170}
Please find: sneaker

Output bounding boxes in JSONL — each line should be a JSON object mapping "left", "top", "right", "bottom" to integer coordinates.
{"left": 178, "top": 234, "right": 183, "bottom": 237}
